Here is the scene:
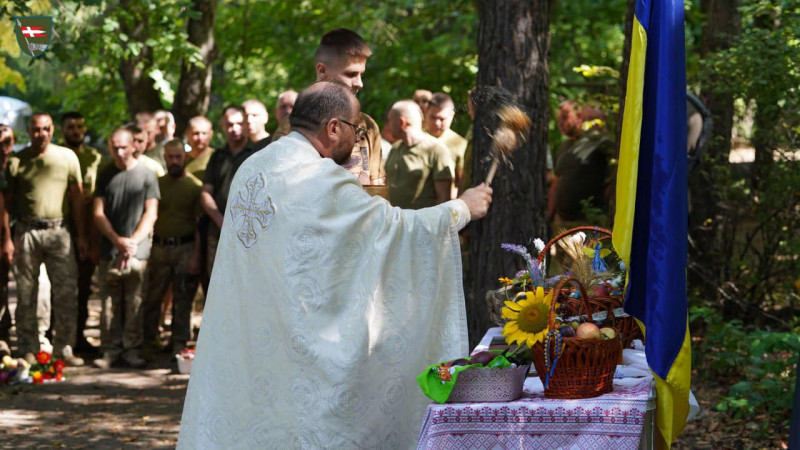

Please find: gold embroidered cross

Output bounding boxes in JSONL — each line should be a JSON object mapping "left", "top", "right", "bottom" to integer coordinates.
{"left": 230, "top": 173, "right": 276, "bottom": 248}
{"left": 450, "top": 209, "right": 459, "bottom": 225}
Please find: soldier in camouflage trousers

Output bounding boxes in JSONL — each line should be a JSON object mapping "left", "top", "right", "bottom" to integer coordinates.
{"left": 2, "top": 114, "right": 87, "bottom": 366}
{"left": 143, "top": 140, "right": 202, "bottom": 356}
{"left": 0, "top": 125, "right": 14, "bottom": 355}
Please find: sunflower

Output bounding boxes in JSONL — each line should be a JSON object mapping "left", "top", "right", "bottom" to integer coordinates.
{"left": 501, "top": 287, "right": 553, "bottom": 348}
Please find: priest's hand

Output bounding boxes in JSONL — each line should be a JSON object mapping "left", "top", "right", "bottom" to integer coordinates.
{"left": 459, "top": 183, "right": 493, "bottom": 220}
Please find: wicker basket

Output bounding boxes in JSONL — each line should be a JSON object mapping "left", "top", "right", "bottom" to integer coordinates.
{"left": 537, "top": 226, "right": 643, "bottom": 348}
{"left": 447, "top": 364, "right": 530, "bottom": 403}
{"left": 531, "top": 278, "right": 621, "bottom": 399}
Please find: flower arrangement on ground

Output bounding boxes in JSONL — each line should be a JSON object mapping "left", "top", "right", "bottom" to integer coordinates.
{"left": 1, "top": 355, "right": 31, "bottom": 385}
{"left": 29, "top": 351, "right": 66, "bottom": 384}
{"left": 0, "top": 351, "right": 65, "bottom": 385}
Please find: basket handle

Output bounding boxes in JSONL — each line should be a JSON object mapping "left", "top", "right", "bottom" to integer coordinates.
{"left": 536, "top": 226, "right": 613, "bottom": 265}
{"left": 547, "top": 277, "right": 595, "bottom": 330}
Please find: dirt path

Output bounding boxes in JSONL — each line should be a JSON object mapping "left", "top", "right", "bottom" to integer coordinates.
{"left": 1, "top": 275, "right": 195, "bottom": 449}
{"left": 0, "top": 364, "right": 188, "bottom": 449}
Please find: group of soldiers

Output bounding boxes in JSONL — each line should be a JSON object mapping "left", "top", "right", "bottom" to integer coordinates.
{"left": 0, "top": 28, "right": 473, "bottom": 370}
{"left": 0, "top": 103, "right": 272, "bottom": 369}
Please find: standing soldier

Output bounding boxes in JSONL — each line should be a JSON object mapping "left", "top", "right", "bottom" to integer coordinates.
{"left": 60, "top": 111, "right": 104, "bottom": 354}
{"left": 274, "top": 89, "right": 297, "bottom": 124}
{"left": 142, "top": 140, "right": 202, "bottom": 356}
{"left": 135, "top": 112, "right": 167, "bottom": 171}
{"left": 271, "top": 28, "right": 385, "bottom": 186}
{"left": 0, "top": 125, "right": 15, "bottom": 356}
{"left": 184, "top": 116, "right": 214, "bottom": 297}
{"left": 200, "top": 105, "right": 255, "bottom": 275}
{"left": 92, "top": 128, "right": 160, "bottom": 369}
{"left": 2, "top": 113, "right": 87, "bottom": 365}
{"left": 184, "top": 116, "right": 214, "bottom": 181}
{"left": 242, "top": 99, "right": 272, "bottom": 151}
{"left": 424, "top": 93, "right": 467, "bottom": 197}
{"left": 126, "top": 125, "right": 166, "bottom": 177}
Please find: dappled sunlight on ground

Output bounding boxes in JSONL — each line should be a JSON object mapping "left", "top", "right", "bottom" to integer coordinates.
{"left": 0, "top": 357, "right": 189, "bottom": 448}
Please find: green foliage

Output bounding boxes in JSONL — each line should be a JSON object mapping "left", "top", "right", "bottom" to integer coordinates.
{"left": 700, "top": 0, "right": 800, "bottom": 150}
{"left": 548, "top": 0, "right": 625, "bottom": 152}
{"left": 213, "top": 0, "right": 478, "bottom": 135}
{"left": 3, "top": 0, "right": 478, "bottom": 145}
{"left": 691, "top": 305, "right": 799, "bottom": 438}
{"left": 691, "top": 150, "right": 800, "bottom": 314}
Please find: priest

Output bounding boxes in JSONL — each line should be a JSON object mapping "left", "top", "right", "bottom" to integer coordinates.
{"left": 177, "top": 81, "right": 493, "bottom": 449}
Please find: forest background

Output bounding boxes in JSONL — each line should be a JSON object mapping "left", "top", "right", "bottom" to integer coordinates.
{"left": 1, "top": 0, "right": 799, "bottom": 447}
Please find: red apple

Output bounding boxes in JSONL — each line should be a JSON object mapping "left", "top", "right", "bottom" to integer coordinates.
{"left": 576, "top": 322, "right": 602, "bottom": 340}
{"left": 592, "top": 284, "right": 610, "bottom": 297}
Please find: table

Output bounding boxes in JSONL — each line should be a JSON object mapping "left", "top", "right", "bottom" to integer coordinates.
{"left": 417, "top": 329, "right": 656, "bottom": 450}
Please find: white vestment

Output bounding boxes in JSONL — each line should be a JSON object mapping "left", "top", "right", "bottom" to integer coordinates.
{"left": 178, "top": 132, "right": 470, "bottom": 449}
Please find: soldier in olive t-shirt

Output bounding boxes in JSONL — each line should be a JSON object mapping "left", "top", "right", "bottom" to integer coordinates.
{"left": 384, "top": 136, "right": 455, "bottom": 209}
{"left": 143, "top": 142, "right": 203, "bottom": 354}
{"left": 3, "top": 113, "right": 86, "bottom": 363}
{"left": 5, "top": 146, "right": 82, "bottom": 220}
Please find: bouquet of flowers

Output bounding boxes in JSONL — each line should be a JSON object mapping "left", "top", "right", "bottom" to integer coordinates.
{"left": 29, "top": 351, "right": 66, "bottom": 384}
{"left": 1, "top": 355, "right": 31, "bottom": 386}
{"left": 0, "top": 351, "right": 65, "bottom": 385}
{"left": 497, "top": 241, "right": 561, "bottom": 354}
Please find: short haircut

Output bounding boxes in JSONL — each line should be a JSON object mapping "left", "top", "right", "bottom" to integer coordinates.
{"left": 188, "top": 115, "right": 212, "bottom": 130}
{"left": 391, "top": 100, "right": 423, "bottom": 128}
{"left": 61, "top": 111, "right": 84, "bottom": 125}
{"left": 277, "top": 90, "right": 297, "bottom": 102}
{"left": 429, "top": 93, "right": 454, "bottom": 110}
{"left": 242, "top": 99, "right": 268, "bottom": 117}
{"left": 221, "top": 104, "right": 245, "bottom": 120}
{"left": 290, "top": 81, "right": 354, "bottom": 134}
{"left": 29, "top": 112, "right": 52, "bottom": 125}
{"left": 135, "top": 111, "right": 155, "bottom": 122}
{"left": 413, "top": 89, "right": 432, "bottom": 102}
{"left": 155, "top": 110, "right": 175, "bottom": 125}
{"left": 164, "top": 139, "right": 185, "bottom": 152}
{"left": 124, "top": 124, "right": 144, "bottom": 135}
{"left": 313, "top": 28, "right": 372, "bottom": 66}
{"left": 110, "top": 127, "right": 133, "bottom": 141}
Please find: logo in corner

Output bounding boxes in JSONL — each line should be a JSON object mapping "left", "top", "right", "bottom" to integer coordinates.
{"left": 13, "top": 16, "right": 53, "bottom": 58}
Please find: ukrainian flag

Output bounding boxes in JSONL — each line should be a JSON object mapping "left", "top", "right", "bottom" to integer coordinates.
{"left": 612, "top": 0, "right": 691, "bottom": 448}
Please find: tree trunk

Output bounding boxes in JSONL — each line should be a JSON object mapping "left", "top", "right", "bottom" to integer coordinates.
{"left": 468, "top": 0, "right": 550, "bottom": 348}
{"left": 690, "top": 0, "right": 740, "bottom": 300}
{"left": 118, "top": 0, "right": 163, "bottom": 116}
{"left": 749, "top": 3, "right": 779, "bottom": 190}
{"left": 174, "top": 0, "right": 218, "bottom": 138}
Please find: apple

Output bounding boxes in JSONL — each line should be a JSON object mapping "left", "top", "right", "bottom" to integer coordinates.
{"left": 600, "top": 327, "right": 617, "bottom": 340}
{"left": 576, "top": 323, "right": 602, "bottom": 340}
{"left": 592, "top": 284, "right": 610, "bottom": 297}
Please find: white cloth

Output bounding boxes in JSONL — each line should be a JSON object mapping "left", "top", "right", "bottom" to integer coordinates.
{"left": 178, "top": 132, "right": 471, "bottom": 449}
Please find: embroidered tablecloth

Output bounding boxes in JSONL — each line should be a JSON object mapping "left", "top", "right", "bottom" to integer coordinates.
{"left": 417, "top": 377, "right": 653, "bottom": 450}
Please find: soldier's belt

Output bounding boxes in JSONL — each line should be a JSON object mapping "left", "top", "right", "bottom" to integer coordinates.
{"left": 21, "top": 217, "right": 65, "bottom": 230}
{"left": 153, "top": 234, "right": 194, "bottom": 247}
